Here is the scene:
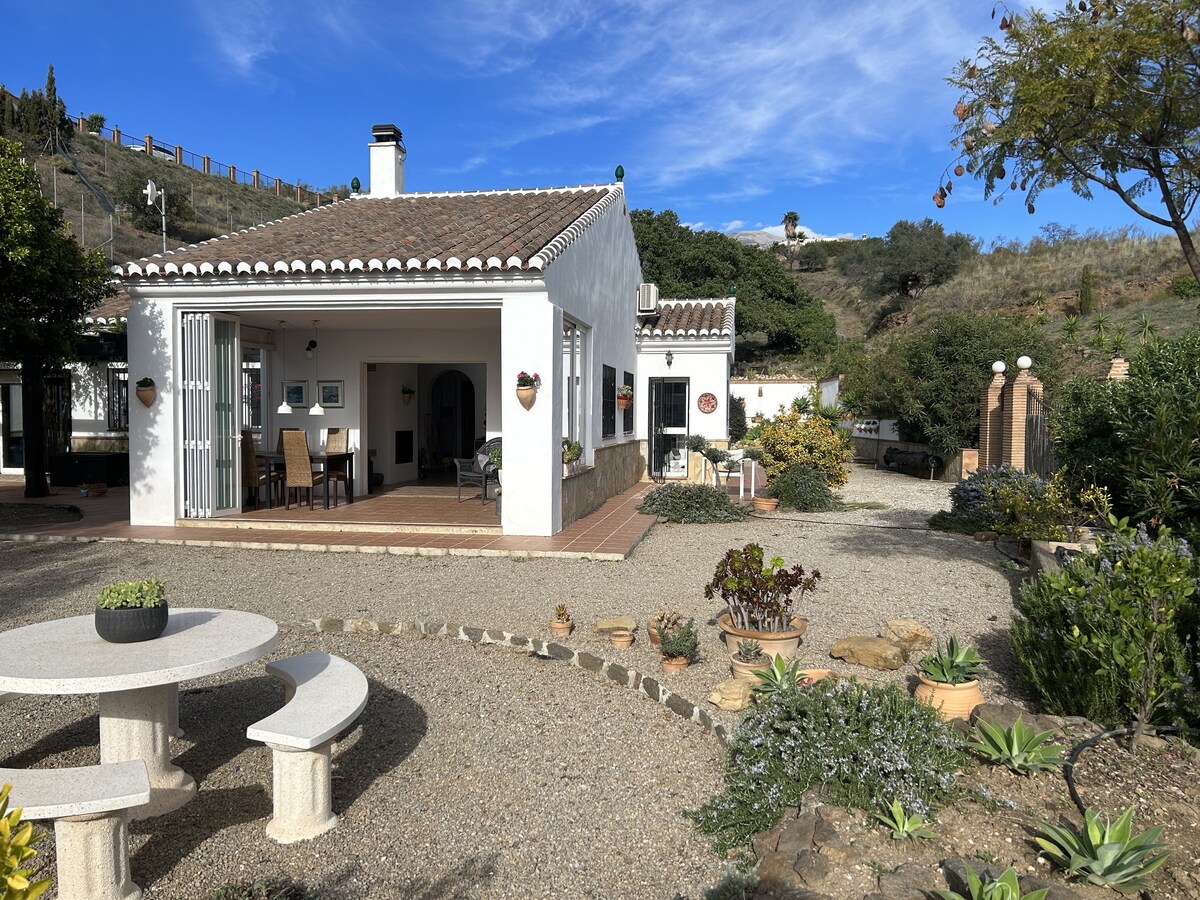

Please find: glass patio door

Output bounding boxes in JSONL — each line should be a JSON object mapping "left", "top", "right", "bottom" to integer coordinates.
{"left": 180, "top": 313, "right": 242, "bottom": 517}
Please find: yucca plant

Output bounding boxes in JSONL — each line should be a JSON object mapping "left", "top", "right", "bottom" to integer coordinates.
{"left": 873, "top": 798, "right": 937, "bottom": 841}
{"left": 937, "top": 865, "right": 1047, "bottom": 900}
{"left": 968, "top": 717, "right": 1064, "bottom": 775}
{"left": 920, "top": 636, "right": 985, "bottom": 684}
{"left": 1035, "top": 806, "right": 1170, "bottom": 893}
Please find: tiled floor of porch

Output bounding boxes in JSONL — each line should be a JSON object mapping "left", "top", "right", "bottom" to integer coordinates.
{"left": 0, "top": 479, "right": 658, "bottom": 560}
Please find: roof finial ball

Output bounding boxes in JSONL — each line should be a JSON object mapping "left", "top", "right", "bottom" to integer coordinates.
{"left": 614, "top": 165, "right": 624, "bottom": 183}
{"left": 1017, "top": 355, "right": 1032, "bottom": 371}
{"left": 991, "top": 360, "right": 1006, "bottom": 375}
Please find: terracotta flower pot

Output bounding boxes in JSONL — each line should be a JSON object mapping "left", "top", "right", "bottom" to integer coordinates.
{"left": 913, "top": 675, "right": 984, "bottom": 721}
{"left": 661, "top": 655, "right": 690, "bottom": 674}
{"left": 752, "top": 496, "right": 779, "bottom": 512}
{"left": 729, "top": 652, "right": 772, "bottom": 682}
{"left": 617, "top": 396, "right": 630, "bottom": 410}
{"left": 549, "top": 620, "right": 572, "bottom": 638}
{"left": 717, "top": 612, "right": 808, "bottom": 660}
{"left": 647, "top": 621, "right": 679, "bottom": 647}
{"left": 516, "top": 385, "right": 537, "bottom": 410}
{"left": 796, "top": 668, "right": 837, "bottom": 686}
{"left": 135, "top": 385, "right": 156, "bottom": 408}
{"left": 609, "top": 629, "right": 634, "bottom": 649}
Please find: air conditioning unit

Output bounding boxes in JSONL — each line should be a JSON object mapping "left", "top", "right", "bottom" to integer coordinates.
{"left": 637, "top": 282, "right": 659, "bottom": 315}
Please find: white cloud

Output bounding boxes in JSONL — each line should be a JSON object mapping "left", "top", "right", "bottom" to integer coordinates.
{"left": 721, "top": 220, "right": 746, "bottom": 232}
{"left": 680, "top": 221, "right": 706, "bottom": 230}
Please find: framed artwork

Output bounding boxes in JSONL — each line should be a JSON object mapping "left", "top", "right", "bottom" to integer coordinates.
{"left": 282, "top": 381, "right": 307, "bottom": 408}
{"left": 318, "top": 380, "right": 345, "bottom": 408}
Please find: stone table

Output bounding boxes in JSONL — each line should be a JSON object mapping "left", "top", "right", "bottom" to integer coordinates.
{"left": 0, "top": 608, "right": 278, "bottom": 818}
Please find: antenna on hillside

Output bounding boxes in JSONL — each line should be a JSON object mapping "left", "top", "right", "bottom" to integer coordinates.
{"left": 143, "top": 179, "right": 166, "bottom": 253}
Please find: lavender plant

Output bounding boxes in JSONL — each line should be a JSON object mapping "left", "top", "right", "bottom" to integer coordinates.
{"left": 687, "top": 680, "right": 964, "bottom": 851}
{"left": 705, "top": 543, "right": 820, "bottom": 633}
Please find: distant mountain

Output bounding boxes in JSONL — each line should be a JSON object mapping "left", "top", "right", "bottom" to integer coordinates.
{"left": 730, "top": 229, "right": 781, "bottom": 249}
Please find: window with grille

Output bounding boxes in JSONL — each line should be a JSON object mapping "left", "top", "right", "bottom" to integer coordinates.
{"left": 602, "top": 365, "right": 616, "bottom": 438}
{"left": 622, "top": 370, "right": 634, "bottom": 434}
{"left": 106, "top": 367, "right": 129, "bottom": 431}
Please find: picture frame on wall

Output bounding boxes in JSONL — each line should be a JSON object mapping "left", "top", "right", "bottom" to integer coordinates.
{"left": 282, "top": 380, "right": 307, "bottom": 408}
{"left": 318, "top": 380, "right": 345, "bottom": 408}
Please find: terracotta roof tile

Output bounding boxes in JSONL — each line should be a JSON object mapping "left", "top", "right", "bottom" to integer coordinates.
{"left": 114, "top": 185, "right": 621, "bottom": 281}
{"left": 87, "top": 287, "right": 131, "bottom": 323}
{"left": 637, "top": 299, "right": 735, "bottom": 340}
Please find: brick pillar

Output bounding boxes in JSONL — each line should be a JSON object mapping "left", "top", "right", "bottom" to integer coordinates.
{"left": 978, "top": 363, "right": 1006, "bottom": 469}
{"left": 77, "top": 115, "right": 85, "bottom": 133}
{"left": 252, "top": 169, "right": 260, "bottom": 189}
{"left": 1107, "top": 357, "right": 1130, "bottom": 380}
{"left": 175, "top": 145, "right": 183, "bottom": 165}
{"left": 144, "top": 134, "right": 153, "bottom": 153}
{"left": 203, "top": 155, "right": 210, "bottom": 174}
{"left": 1000, "top": 357, "right": 1035, "bottom": 471}
{"left": 229, "top": 165, "right": 237, "bottom": 182}
{"left": 113, "top": 127, "right": 121, "bottom": 145}
{"left": 275, "top": 180, "right": 282, "bottom": 197}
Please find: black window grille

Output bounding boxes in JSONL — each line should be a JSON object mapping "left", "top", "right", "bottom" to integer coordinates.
{"left": 622, "top": 370, "right": 634, "bottom": 434}
{"left": 602, "top": 365, "right": 616, "bottom": 438}
{"left": 106, "top": 368, "right": 129, "bottom": 431}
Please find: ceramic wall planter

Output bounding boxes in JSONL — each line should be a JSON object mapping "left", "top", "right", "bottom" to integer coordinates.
{"left": 729, "top": 653, "right": 772, "bottom": 682}
{"left": 609, "top": 629, "right": 634, "bottom": 649}
{"left": 616, "top": 396, "right": 630, "bottom": 410}
{"left": 516, "top": 386, "right": 537, "bottom": 410}
{"left": 717, "top": 612, "right": 808, "bottom": 660}
{"left": 135, "top": 385, "right": 156, "bottom": 408}
{"left": 95, "top": 603, "right": 169, "bottom": 644}
{"left": 549, "top": 619, "right": 572, "bottom": 638}
{"left": 913, "top": 675, "right": 984, "bottom": 721}
{"left": 752, "top": 496, "right": 779, "bottom": 512}
{"left": 660, "top": 655, "right": 690, "bottom": 674}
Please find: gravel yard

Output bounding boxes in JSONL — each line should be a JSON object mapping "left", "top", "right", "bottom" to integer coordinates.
{"left": 0, "top": 465, "right": 1028, "bottom": 898}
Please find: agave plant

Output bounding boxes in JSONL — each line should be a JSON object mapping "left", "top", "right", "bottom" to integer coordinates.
{"left": 920, "top": 636, "right": 985, "bottom": 685}
{"left": 873, "top": 798, "right": 937, "bottom": 841}
{"left": 937, "top": 865, "right": 1047, "bottom": 900}
{"left": 1035, "top": 806, "right": 1170, "bottom": 893}
{"left": 751, "top": 654, "right": 817, "bottom": 698}
{"left": 968, "top": 717, "right": 1064, "bottom": 775}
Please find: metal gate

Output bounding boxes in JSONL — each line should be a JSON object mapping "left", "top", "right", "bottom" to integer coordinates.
{"left": 1025, "top": 388, "right": 1056, "bottom": 476}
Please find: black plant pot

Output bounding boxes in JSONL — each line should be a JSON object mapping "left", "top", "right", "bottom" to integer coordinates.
{"left": 95, "top": 602, "right": 169, "bottom": 643}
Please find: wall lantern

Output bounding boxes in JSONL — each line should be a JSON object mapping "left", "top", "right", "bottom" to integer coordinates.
{"left": 665, "top": 350, "right": 673, "bottom": 369}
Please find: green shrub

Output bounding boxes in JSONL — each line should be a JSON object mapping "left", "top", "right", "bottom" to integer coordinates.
{"left": 967, "top": 718, "right": 1064, "bottom": 774}
{"left": 1170, "top": 274, "right": 1200, "bottom": 300}
{"left": 637, "top": 484, "right": 750, "bottom": 524}
{"left": 96, "top": 578, "right": 166, "bottom": 610}
{"left": 763, "top": 464, "right": 834, "bottom": 512}
{"left": 687, "top": 680, "right": 964, "bottom": 850}
{"left": 757, "top": 408, "right": 850, "bottom": 488}
{"left": 1010, "top": 521, "right": 1200, "bottom": 729}
{"left": 659, "top": 618, "right": 699, "bottom": 662}
{"left": 729, "top": 396, "right": 747, "bottom": 443}
{"left": 703, "top": 863, "right": 759, "bottom": 900}
{"left": 930, "top": 465, "right": 1054, "bottom": 535}
{"left": 1078, "top": 265, "right": 1095, "bottom": 315}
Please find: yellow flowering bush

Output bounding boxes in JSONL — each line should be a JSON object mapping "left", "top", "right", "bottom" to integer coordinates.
{"left": 757, "top": 410, "right": 850, "bottom": 488}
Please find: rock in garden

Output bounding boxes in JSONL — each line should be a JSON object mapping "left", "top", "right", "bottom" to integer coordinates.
{"left": 829, "top": 636, "right": 904, "bottom": 670}
{"left": 971, "top": 702, "right": 1059, "bottom": 736}
{"left": 594, "top": 616, "right": 636, "bottom": 633}
{"left": 974, "top": 531, "right": 999, "bottom": 541}
{"left": 754, "top": 851, "right": 810, "bottom": 895}
{"left": 707, "top": 679, "right": 753, "bottom": 711}
{"left": 941, "top": 859, "right": 1082, "bottom": 900}
{"left": 880, "top": 618, "right": 933, "bottom": 655}
{"left": 873, "top": 862, "right": 942, "bottom": 900}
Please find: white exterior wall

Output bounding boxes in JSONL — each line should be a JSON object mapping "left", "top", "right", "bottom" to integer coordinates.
{"left": 543, "top": 195, "right": 642, "bottom": 457}
{"left": 636, "top": 343, "right": 731, "bottom": 443}
{"left": 128, "top": 296, "right": 177, "bottom": 525}
{"left": 732, "top": 380, "right": 817, "bottom": 421}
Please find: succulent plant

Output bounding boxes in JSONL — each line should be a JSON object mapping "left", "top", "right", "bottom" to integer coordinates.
{"left": 734, "top": 639, "right": 764, "bottom": 662}
{"left": 920, "top": 636, "right": 985, "bottom": 685}
{"left": 553, "top": 603, "right": 571, "bottom": 624}
{"left": 96, "top": 579, "right": 166, "bottom": 610}
{"left": 1035, "top": 806, "right": 1170, "bottom": 892}
{"left": 968, "top": 717, "right": 1064, "bottom": 775}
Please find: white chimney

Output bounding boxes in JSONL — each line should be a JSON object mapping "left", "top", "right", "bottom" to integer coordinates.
{"left": 368, "top": 123, "right": 405, "bottom": 198}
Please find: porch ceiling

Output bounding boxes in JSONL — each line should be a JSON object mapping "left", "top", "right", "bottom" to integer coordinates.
{"left": 235, "top": 308, "right": 501, "bottom": 330}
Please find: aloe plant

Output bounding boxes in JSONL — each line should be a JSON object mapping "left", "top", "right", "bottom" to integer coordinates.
{"left": 873, "top": 798, "right": 937, "bottom": 841}
{"left": 1035, "top": 806, "right": 1170, "bottom": 892}
{"left": 937, "top": 865, "right": 1047, "bottom": 900}
{"left": 920, "top": 636, "right": 985, "bottom": 684}
{"left": 968, "top": 717, "right": 1064, "bottom": 774}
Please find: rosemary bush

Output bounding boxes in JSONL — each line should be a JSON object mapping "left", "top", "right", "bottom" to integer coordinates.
{"left": 763, "top": 464, "right": 834, "bottom": 512}
{"left": 637, "top": 484, "right": 750, "bottom": 524}
{"left": 688, "top": 680, "right": 964, "bottom": 851}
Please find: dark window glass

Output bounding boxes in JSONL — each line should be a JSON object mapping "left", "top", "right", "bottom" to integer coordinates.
{"left": 622, "top": 370, "right": 634, "bottom": 434}
{"left": 602, "top": 365, "right": 616, "bottom": 438}
{"left": 107, "top": 368, "right": 129, "bottom": 431}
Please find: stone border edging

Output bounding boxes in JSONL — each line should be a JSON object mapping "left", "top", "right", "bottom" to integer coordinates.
{"left": 309, "top": 616, "right": 730, "bottom": 744}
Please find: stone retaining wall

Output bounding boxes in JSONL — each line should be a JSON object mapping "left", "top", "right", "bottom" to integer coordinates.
{"left": 310, "top": 615, "right": 729, "bottom": 744}
{"left": 561, "top": 441, "right": 643, "bottom": 527}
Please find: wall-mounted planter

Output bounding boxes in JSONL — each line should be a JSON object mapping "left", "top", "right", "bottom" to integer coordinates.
{"left": 516, "top": 386, "right": 537, "bottom": 410}
{"left": 135, "top": 384, "right": 157, "bottom": 408}
{"left": 616, "top": 396, "right": 631, "bottom": 411}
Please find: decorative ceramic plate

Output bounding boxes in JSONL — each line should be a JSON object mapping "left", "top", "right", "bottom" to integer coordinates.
{"left": 697, "top": 392, "right": 718, "bottom": 414}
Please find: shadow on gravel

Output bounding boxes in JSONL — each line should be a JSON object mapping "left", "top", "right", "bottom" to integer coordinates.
{"left": 388, "top": 853, "right": 502, "bottom": 899}
{"left": 0, "top": 542, "right": 112, "bottom": 625}
{"left": 332, "top": 676, "right": 427, "bottom": 811}
{"left": 816, "top": 524, "right": 987, "bottom": 564}
{"left": 0, "top": 706, "right": 99, "bottom": 767}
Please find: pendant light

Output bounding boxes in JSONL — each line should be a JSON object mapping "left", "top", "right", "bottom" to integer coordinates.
{"left": 308, "top": 320, "right": 325, "bottom": 416}
{"left": 275, "top": 320, "right": 292, "bottom": 415}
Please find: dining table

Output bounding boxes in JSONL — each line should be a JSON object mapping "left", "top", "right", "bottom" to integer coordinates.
{"left": 0, "top": 608, "right": 279, "bottom": 818}
{"left": 256, "top": 450, "right": 355, "bottom": 510}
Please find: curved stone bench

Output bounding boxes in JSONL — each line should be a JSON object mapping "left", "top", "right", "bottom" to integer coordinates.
{"left": 247, "top": 651, "right": 368, "bottom": 844}
{"left": 1, "top": 760, "right": 150, "bottom": 900}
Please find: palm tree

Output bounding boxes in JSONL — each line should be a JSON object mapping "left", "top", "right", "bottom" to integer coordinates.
{"left": 782, "top": 211, "right": 799, "bottom": 242}
{"left": 1062, "top": 314, "right": 1080, "bottom": 343}
{"left": 1137, "top": 312, "right": 1157, "bottom": 345}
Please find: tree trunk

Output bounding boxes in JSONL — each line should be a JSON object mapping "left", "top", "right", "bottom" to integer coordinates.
{"left": 20, "top": 357, "right": 49, "bottom": 499}
{"left": 1172, "top": 220, "right": 1200, "bottom": 285}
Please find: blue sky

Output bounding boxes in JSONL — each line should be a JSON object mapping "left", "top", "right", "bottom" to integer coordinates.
{"left": 2, "top": 0, "right": 1172, "bottom": 245}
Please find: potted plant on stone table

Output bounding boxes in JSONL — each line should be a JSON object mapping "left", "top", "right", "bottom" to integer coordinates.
{"left": 706, "top": 542, "right": 820, "bottom": 659}
{"left": 95, "top": 578, "right": 169, "bottom": 644}
{"left": 913, "top": 636, "right": 986, "bottom": 721}
{"left": 659, "top": 618, "right": 699, "bottom": 674}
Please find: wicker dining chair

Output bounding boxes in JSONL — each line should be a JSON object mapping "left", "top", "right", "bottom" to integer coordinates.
{"left": 241, "top": 430, "right": 282, "bottom": 509}
{"left": 276, "top": 427, "right": 302, "bottom": 454}
{"left": 282, "top": 430, "right": 326, "bottom": 510}
{"left": 324, "top": 427, "right": 349, "bottom": 506}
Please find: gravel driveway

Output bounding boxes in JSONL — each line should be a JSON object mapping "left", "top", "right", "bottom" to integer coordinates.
{"left": 0, "top": 465, "right": 1027, "bottom": 898}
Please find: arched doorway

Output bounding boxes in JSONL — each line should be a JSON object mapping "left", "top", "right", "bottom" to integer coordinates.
{"left": 427, "top": 370, "right": 476, "bottom": 466}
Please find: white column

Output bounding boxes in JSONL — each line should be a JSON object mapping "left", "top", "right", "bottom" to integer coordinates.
{"left": 54, "top": 812, "right": 141, "bottom": 900}
{"left": 265, "top": 741, "right": 337, "bottom": 843}
{"left": 500, "top": 296, "right": 562, "bottom": 536}
{"left": 127, "top": 296, "right": 178, "bottom": 526}
{"left": 99, "top": 683, "right": 196, "bottom": 818}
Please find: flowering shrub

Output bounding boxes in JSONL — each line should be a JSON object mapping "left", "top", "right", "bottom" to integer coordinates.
{"left": 1011, "top": 520, "right": 1200, "bottom": 729}
{"left": 756, "top": 408, "right": 850, "bottom": 488}
{"left": 688, "top": 680, "right": 964, "bottom": 851}
{"left": 931, "top": 466, "right": 1084, "bottom": 539}
{"left": 515, "top": 371, "right": 541, "bottom": 388}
